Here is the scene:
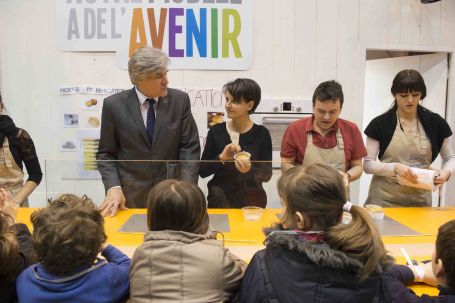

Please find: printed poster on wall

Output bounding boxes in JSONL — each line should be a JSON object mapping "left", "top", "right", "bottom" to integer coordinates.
{"left": 59, "top": 85, "right": 225, "bottom": 179}
{"left": 56, "top": 0, "right": 252, "bottom": 70}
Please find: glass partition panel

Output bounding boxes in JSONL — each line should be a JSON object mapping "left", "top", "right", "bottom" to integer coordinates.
{"left": 45, "top": 159, "right": 283, "bottom": 208}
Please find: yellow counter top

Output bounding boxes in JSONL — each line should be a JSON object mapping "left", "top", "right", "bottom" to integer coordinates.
{"left": 17, "top": 207, "right": 455, "bottom": 296}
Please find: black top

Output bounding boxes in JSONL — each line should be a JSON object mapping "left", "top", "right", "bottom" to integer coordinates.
{"left": 0, "top": 223, "right": 36, "bottom": 303}
{"left": 383, "top": 264, "right": 455, "bottom": 303}
{"left": 235, "top": 229, "right": 390, "bottom": 303}
{"left": 0, "top": 115, "right": 42, "bottom": 184}
{"left": 364, "top": 105, "right": 452, "bottom": 162}
{"left": 199, "top": 122, "right": 272, "bottom": 208}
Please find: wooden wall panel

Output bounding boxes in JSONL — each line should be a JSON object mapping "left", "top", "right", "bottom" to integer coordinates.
{"left": 441, "top": 0, "right": 455, "bottom": 46}
{"left": 420, "top": 1, "right": 441, "bottom": 46}
{"left": 248, "top": 0, "right": 275, "bottom": 97}
{"left": 292, "top": 0, "right": 317, "bottom": 98}
{"left": 400, "top": 0, "right": 421, "bottom": 45}
{"left": 359, "top": 0, "right": 401, "bottom": 45}
{"left": 269, "top": 0, "right": 296, "bottom": 97}
{"left": 336, "top": 0, "right": 362, "bottom": 119}
{"left": 314, "top": 0, "right": 338, "bottom": 84}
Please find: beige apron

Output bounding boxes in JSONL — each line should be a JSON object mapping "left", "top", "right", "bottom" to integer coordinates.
{"left": 302, "top": 129, "right": 350, "bottom": 198}
{"left": 0, "top": 137, "right": 27, "bottom": 207}
{"left": 366, "top": 119, "right": 432, "bottom": 207}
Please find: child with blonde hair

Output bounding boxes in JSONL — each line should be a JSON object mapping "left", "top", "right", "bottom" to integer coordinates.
{"left": 236, "top": 163, "right": 392, "bottom": 302}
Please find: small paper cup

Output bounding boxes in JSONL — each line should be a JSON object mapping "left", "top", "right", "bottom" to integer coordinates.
{"left": 234, "top": 151, "right": 251, "bottom": 161}
{"left": 242, "top": 206, "right": 264, "bottom": 221}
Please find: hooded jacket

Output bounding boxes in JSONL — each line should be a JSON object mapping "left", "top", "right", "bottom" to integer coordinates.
{"left": 235, "top": 230, "right": 390, "bottom": 303}
{"left": 130, "top": 230, "right": 247, "bottom": 303}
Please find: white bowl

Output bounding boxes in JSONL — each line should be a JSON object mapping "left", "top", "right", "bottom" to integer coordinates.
{"left": 369, "top": 211, "right": 385, "bottom": 220}
{"left": 242, "top": 206, "right": 264, "bottom": 221}
{"left": 365, "top": 204, "right": 384, "bottom": 221}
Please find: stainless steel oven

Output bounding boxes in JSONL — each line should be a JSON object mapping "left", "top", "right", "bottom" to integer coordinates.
{"left": 251, "top": 99, "right": 313, "bottom": 168}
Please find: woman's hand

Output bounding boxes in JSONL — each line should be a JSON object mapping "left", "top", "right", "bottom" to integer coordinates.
{"left": 0, "top": 188, "right": 18, "bottom": 225}
{"left": 235, "top": 158, "right": 251, "bottom": 174}
{"left": 0, "top": 188, "right": 8, "bottom": 209}
{"left": 219, "top": 143, "right": 241, "bottom": 162}
{"left": 433, "top": 168, "right": 451, "bottom": 191}
{"left": 394, "top": 163, "right": 418, "bottom": 183}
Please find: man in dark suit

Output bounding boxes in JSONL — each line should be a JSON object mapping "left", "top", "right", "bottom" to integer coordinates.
{"left": 96, "top": 47, "right": 200, "bottom": 216}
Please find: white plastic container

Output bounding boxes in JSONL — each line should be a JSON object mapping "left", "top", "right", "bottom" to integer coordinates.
{"left": 242, "top": 206, "right": 264, "bottom": 221}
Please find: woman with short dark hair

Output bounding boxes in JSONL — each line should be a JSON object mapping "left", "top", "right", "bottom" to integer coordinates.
{"left": 364, "top": 69, "right": 455, "bottom": 207}
{"left": 199, "top": 78, "right": 272, "bottom": 208}
{"left": 130, "top": 179, "right": 246, "bottom": 302}
{"left": 0, "top": 92, "right": 42, "bottom": 207}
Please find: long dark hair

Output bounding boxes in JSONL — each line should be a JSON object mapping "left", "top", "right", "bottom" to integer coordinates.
{"left": 147, "top": 179, "right": 209, "bottom": 234}
{"left": 278, "top": 163, "right": 388, "bottom": 280}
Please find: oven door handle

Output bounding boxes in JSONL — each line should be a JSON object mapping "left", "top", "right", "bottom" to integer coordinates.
{"left": 261, "top": 116, "right": 304, "bottom": 124}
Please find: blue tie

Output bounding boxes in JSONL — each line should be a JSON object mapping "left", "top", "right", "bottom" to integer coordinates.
{"left": 146, "top": 98, "right": 156, "bottom": 143}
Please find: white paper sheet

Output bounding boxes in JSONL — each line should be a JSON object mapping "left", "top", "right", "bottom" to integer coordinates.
{"left": 396, "top": 167, "right": 438, "bottom": 191}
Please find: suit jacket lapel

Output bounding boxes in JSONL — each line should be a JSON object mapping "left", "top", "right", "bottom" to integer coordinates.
{"left": 126, "top": 88, "right": 150, "bottom": 146}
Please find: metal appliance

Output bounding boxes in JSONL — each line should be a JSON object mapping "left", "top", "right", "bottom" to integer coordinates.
{"left": 251, "top": 99, "right": 313, "bottom": 168}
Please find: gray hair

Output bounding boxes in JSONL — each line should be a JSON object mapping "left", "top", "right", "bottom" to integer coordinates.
{"left": 128, "top": 47, "right": 169, "bottom": 84}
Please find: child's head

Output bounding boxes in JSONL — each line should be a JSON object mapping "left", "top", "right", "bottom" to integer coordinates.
{"left": 147, "top": 179, "right": 209, "bottom": 234}
{"left": 277, "top": 163, "right": 387, "bottom": 279}
{"left": 433, "top": 219, "right": 455, "bottom": 289}
{"left": 278, "top": 163, "right": 346, "bottom": 230}
{"left": 32, "top": 194, "right": 106, "bottom": 276}
{"left": 0, "top": 213, "right": 19, "bottom": 284}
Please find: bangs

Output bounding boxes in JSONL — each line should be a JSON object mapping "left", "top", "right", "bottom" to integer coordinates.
{"left": 393, "top": 78, "right": 424, "bottom": 94}
{"left": 391, "top": 69, "right": 426, "bottom": 98}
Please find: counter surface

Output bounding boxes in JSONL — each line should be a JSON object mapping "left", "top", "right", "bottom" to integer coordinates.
{"left": 17, "top": 207, "right": 455, "bottom": 296}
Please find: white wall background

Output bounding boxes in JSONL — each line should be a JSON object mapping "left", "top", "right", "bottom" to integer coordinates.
{"left": 1, "top": 0, "right": 455, "bottom": 207}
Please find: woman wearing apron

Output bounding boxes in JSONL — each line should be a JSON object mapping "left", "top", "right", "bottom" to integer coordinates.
{"left": 0, "top": 93, "right": 42, "bottom": 207}
{"left": 364, "top": 70, "right": 455, "bottom": 207}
